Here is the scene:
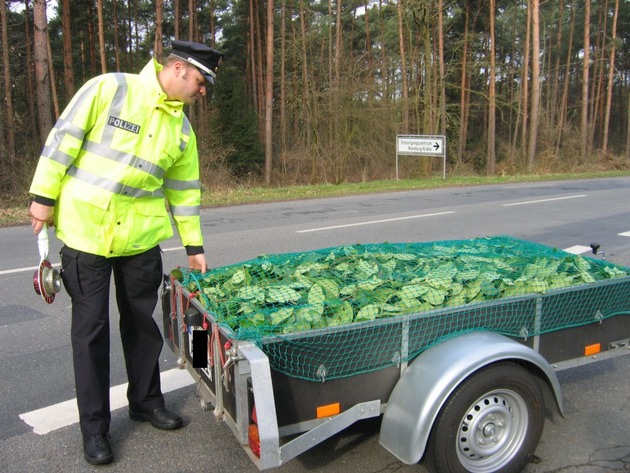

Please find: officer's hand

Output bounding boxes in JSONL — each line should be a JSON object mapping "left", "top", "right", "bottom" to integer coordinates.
{"left": 29, "top": 202, "right": 54, "bottom": 234}
{"left": 188, "top": 253, "right": 207, "bottom": 273}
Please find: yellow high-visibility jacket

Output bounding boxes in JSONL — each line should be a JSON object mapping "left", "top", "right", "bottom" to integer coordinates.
{"left": 30, "top": 59, "right": 204, "bottom": 257}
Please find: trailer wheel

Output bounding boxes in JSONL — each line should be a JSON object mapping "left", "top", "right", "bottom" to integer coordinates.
{"left": 425, "top": 362, "right": 545, "bottom": 473}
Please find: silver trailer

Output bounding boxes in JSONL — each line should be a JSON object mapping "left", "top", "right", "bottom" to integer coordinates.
{"left": 162, "top": 240, "right": 630, "bottom": 473}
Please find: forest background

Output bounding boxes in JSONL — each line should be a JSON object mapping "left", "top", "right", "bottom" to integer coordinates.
{"left": 1, "top": 0, "right": 629, "bottom": 217}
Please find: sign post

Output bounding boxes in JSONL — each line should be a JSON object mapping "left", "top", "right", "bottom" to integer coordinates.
{"left": 396, "top": 134, "right": 446, "bottom": 180}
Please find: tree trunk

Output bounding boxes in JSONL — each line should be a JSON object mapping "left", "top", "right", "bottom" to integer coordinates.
{"left": 87, "top": 0, "right": 97, "bottom": 75}
{"left": 62, "top": 0, "right": 75, "bottom": 99}
{"left": 378, "top": 0, "right": 389, "bottom": 102}
{"left": 520, "top": 0, "right": 531, "bottom": 162}
{"left": 509, "top": 7, "right": 521, "bottom": 157}
{"left": 334, "top": 0, "right": 343, "bottom": 182}
{"left": 127, "top": 2, "right": 134, "bottom": 70}
{"left": 457, "top": 1, "right": 469, "bottom": 162}
{"left": 549, "top": 1, "right": 564, "bottom": 130}
{"left": 486, "top": 0, "right": 496, "bottom": 175}
{"left": 155, "top": 0, "right": 163, "bottom": 62}
{"left": 136, "top": 0, "right": 141, "bottom": 46}
{"left": 46, "top": 26, "right": 59, "bottom": 118}
{"left": 601, "top": 0, "right": 619, "bottom": 155}
{"left": 33, "top": 0, "right": 53, "bottom": 145}
{"left": 97, "top": 0, "right": 106, "bottom": 73}
{"left": 420, "top": 4, "right": 432, "bottom": 135}
{"left": 247, "top": 0, "right": 257, "bottom": 111}
{"left": 556, "top": 0, "right": 575, "bottom": 156}
{"left": 580, "top": 0, "right": 590, "bottom": 160}
{"left": 335, "top": 0, "right": 342, "bottom": 102}
{"left": 328, "top": 0, "right": 333, "bottom": 123}
{"left": 253, "top": 0, "right": 264, "bottom": 132}
{"left": 364, "top": 0, "right": 373, "bottom": 99}
{"left": 23, "top": 0, "right": 37, "bottom": 142}
{"left": 588, "top": 1, "right": 607, "bottom": 150}
{"left": 279, "top": 0, "right": 287, "bottom": 175}
{"left": 397, "top": 0, "right": 409, "bottom": 133}
{"left": 209, "top": 0, "right": 217, "bottom": 46}
{"left": 264, "top": 0, "right": 274, "bottom": 185}
{"left": 113, "top": 0, "right": 120, "bottom": 71}
{"left": 299, "top": 0, "right": 314, "bottom": 181}
{"left": 188, "top": 0, "right": 194, "bottom": 40}
{"left": 0, "top": 0, "right": 15, "bottom": 162}
{"left": 527, "top": 0, "right": 541, "bottom": 171}
{"left": 174, "top": 0, "right": 180, "bottom": 39}
{"left": 437, "top": 0, "right": 446, "bottom": 137}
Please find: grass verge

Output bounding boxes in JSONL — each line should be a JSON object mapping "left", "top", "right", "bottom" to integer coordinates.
{"left": 200, "top": 171, "right": 629, "bottom": 207}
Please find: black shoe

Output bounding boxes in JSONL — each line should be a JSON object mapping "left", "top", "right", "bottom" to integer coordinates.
{"left": 83, "top": 433, "right": 113, "bottom": 465}
{"left": 129, "top": 407, "right": 183, "bottom": 430}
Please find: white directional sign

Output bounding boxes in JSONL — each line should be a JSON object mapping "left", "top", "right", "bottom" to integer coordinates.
{"left": 395, "top": 134, "right": 447, "bottom": 179}
{"left": 396, "top": 135, "right": 445, "bottom": 157}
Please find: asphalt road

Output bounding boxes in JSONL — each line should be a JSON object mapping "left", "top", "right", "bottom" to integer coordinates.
{"left": 1, "top": 177, "right": 629, "bottom": 473}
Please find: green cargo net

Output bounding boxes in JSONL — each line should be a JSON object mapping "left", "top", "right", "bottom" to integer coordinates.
{"left": 177, "top": 236, "right": 630, "bottom": 382}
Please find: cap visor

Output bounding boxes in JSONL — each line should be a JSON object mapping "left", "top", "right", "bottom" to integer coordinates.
{"left": 202, "top": 72, "right": 215, "bottom": 85}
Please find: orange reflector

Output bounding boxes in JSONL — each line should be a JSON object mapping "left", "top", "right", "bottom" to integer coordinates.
{"left": 584, "top": 343, "right": 601, "bottom": 356}
{"left": 248, "top": 424, "right": 261, "bottom": 457}
{"left": 317, "top": 403, "right": 340, "bottom": 418}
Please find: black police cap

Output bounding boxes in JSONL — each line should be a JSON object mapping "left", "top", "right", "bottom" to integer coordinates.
{"left": 170, "top": 40, "right": 224, "bottom": 85}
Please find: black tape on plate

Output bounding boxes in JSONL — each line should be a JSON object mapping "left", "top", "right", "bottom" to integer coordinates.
{"left": 192, "top": 330, "right": 208, "bottom": 368}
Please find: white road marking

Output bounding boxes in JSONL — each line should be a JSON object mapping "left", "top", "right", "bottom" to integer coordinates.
{"left": 19, "top": 368, "right": 195, "bottom": 435}
{"left": 0, "top": 262, "right": 60, "bottom": 276}
{"left": 563, "top": 245, "right": 592, "bottom": 255}
{"left": 502, "top": 194, "right": 586, "bottom": 206}
{"left": 296, "top": 211, "right": 456, "bottom": 233}
{"left": 618, "top": 231, "right": 630, "bottom": 237}
{"left": 1, "top": 247, "right": 183, "bottom": 275}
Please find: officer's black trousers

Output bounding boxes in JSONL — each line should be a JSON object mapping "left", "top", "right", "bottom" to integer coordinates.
{"left": 60, "top": 245, "right": 165, "bottom": 436}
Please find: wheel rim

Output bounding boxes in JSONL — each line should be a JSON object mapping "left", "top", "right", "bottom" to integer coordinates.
{"left": 456, "top": 389, "right": 529, "bottom": 473}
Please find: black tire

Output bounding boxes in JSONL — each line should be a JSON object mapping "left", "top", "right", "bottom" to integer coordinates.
{"left": 424, "top": 362, "right": 545, "bottom": 473}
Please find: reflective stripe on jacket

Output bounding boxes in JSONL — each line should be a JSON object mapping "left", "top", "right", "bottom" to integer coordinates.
{"left": 29, "top": 59, "right": 203, "bottom": 257}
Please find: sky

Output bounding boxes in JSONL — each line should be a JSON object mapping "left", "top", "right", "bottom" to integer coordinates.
{"left": 9, "top": 0, "right": 58, "bottom": 19}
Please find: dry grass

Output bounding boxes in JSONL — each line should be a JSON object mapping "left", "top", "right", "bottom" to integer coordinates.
{"left": 0, "top": 206, "right": 30, "bottom": 228}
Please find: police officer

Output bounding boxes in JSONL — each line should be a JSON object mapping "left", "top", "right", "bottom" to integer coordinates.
{"left": 28, "top": 40, "right": 223, "bottom": 465}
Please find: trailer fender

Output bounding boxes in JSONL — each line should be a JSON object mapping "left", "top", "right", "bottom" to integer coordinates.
{"left": 379, "top": 331, "right": 563, "bottom": 465}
